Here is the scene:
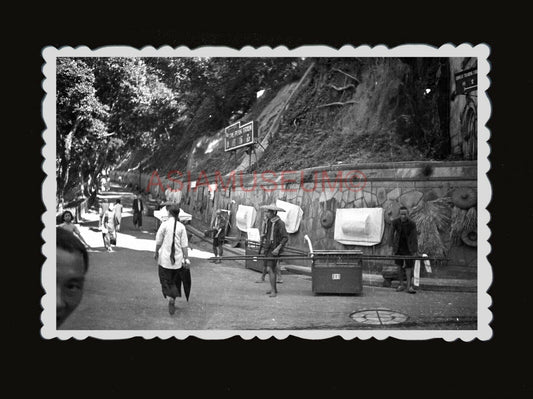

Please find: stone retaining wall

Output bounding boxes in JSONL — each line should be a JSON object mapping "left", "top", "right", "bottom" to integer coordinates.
{"left": 112, "top": 161, "right": 477, "bottom": 272}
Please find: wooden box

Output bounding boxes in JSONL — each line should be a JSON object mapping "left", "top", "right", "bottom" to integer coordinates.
{"left": 312, "top": 256, "right": 363, "bottom": 295}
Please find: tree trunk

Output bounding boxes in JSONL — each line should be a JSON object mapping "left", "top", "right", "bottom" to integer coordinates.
{"left": 58, "top": 117, "right": 81, "bottom": 203}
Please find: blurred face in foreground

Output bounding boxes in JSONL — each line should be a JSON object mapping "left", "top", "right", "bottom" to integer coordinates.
{"left": 399, "top": 209, "right": 408, "bottom": 222}
{"left": 266, "top": 210, "right": 276, "bottom": 220}
{"left": 57, "top": 248, "right": 86, "bottom": 327}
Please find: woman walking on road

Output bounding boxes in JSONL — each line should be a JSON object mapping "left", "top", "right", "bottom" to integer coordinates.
{"left": 154, "top": 204, "right": 191, "bottom": 315}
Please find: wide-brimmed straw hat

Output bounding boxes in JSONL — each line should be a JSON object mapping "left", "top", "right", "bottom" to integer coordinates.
{"left": 260, "top": 204, "right": 286, "bottom": 212}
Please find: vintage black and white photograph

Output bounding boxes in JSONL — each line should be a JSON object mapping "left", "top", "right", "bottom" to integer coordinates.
{"left": 42, "top": 44, "right": 491, "bottom": 340}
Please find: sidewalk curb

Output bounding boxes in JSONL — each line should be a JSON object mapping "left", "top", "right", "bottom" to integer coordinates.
{"left": 187, "top": 225, "right": 477, "bottom": 293}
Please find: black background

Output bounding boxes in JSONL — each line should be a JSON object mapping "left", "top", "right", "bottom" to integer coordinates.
{"left": 13, "top": 11, "right": 531, "bottom": 396}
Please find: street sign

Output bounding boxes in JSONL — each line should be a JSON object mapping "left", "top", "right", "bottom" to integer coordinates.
{"left": 455, "top": 67, "right": 477, "bottom": 95}
{"left": 224, "top": 121, "right": 257, "bottom": 152}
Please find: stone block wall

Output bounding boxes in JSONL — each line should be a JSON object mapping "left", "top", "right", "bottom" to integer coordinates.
{"left": 112, "top": 160, "right": 477, "bottom": 272}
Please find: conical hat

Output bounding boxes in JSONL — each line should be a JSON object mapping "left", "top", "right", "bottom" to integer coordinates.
{"left": 260, "top": 204, "right": 286, "bottom": 212}
{"left": 451, "top": 188, "right": 477, "bottom": 209}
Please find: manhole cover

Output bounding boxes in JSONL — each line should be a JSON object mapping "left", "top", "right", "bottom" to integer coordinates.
{"left": 350, "top": 309, "right": 408, "bottom": 325}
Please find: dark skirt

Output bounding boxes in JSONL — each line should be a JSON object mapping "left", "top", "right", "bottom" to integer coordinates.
{"left": 158, "top": 265, "right": 190, "bottom": 299}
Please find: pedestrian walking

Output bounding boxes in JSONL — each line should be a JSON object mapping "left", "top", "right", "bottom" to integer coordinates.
{"left": 132, "top": 192, "right": 144, "bottom": 230}
{"left": 56, "top": 227, "right": 89, "bottom": 327}
{"left": 258, "top": 204, "right": 288, "bottom": 297}
{"left": 58, "top": 210, "right": 90, "bottom": 249}
{"left": 98, "top": 198, "right": 110, "bottom": 228}
{"left": 154, "top": 204, "right": 191, "bottom": 315}
{"left": 113, "top": 198, "right": 123, "bottom": 232}
{"left": 390, "top": 206, "right": 419, "bottom": 294}
{"left": 210, "top": 209, "right": 229, "bottom": 264}
{"left": 101, "top": 208, "right": 115, "bottom": 252}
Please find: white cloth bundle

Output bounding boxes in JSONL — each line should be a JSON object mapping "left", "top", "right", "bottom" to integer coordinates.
{"left": 333, "top": 208, "right": 384, "bottom": 246}
{"left": 236, "top": 205, "right": 257, "bottom": 232}
{"left": 276, "top": 199, "right": 303, "bottom": 234}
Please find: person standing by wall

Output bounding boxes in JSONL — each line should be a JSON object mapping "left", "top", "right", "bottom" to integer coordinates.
{"left": 154, "top": 204, "right": 191, "bottom": 315}
{"left": 260, "top": 205, "right": 288, "bottom": 298}
{"left": 390, "top": 206, "right": 419, "bottom": 294}
{"left": 132, "top": 192, "right": 144, "bottom": 230}
{"left": 56, "top": 227, "right": 89, "bottom": 327}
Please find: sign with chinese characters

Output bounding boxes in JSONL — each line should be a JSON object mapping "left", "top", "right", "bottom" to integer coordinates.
{"left": 224, "top": 121, "right": 257, "bottom": 152}
{"left": 455, "top": 67, "right": 477, "bottom": 95}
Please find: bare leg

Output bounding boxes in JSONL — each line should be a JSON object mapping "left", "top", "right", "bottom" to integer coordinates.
{"left": 267, "top": 265, "right": 277, "bottom": 297}
{"left": 406, "top": 268, "right": 415, "bottom": 293}
{"left": 217, "top": 245, "right": 223, "bottom": 263}
{"left": 256, "top": 264, "right": 267, "bottom": 283}
{"left": 396, "top": 265, "right": 405, "bottom": 291}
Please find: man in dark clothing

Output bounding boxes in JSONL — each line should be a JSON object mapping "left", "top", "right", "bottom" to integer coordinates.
{"left": 390, "top": 206, "right": 418, "bottom": 294}
{"left": 260, "top": 205, "right": 289, "bottom": 297}
{"left": 255, "top": 214, "right": 283, "bottom": 284}
{"left": 132, "top": 193, "right": 144, "bottom": 230}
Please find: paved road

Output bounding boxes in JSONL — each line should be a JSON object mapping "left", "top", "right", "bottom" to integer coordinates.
{"left": 60, "top": 187, "right": 477, "bottom": 331}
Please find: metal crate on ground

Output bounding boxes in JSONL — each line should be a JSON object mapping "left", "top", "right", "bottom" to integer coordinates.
{"left": 311, "top": 250, "right": 363, "bottom": 295}
{"left": 244, "top": 240, "right": 264, "bottom": 273}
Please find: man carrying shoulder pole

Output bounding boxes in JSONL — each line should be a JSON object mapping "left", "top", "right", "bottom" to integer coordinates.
{"left": 259, "top": 204, "right": 288, "bottom": 297}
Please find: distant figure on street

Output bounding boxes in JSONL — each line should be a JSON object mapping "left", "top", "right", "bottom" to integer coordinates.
{"left": 56, "top": 227, "right": 89, "bottom": 327}
{"left": 259, "top": 204, "right": 288, "bottom": 297}
{"left": 101, "top": 208, "right": 115, "bottom": 252}
{"left": 132, "top": 193, "right": 144, "bottom": 230}
{"left": 113, "top": 198, "right": 123, "bottom": 232}
{"left": 58, "top": 210, "right": 90, "bottom": 249}
{"left": 390, "top": 206, "right": 419, "bottom": 294}
{"left": 98, "top": 198, "right": 110, "bottom": 228}
{"left": 210, "top": 209, "right": 229, "bottom": 264}
{"left": 154, "top": 204, "right": 191, "bottom": 315}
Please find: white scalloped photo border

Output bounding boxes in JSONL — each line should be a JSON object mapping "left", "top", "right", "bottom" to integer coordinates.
{"left": 41, "top": 43, "right": 492, "bottom": 341}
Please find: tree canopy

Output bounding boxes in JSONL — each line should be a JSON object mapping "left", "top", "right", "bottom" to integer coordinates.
{"left": 56, "top": 56, "right": 307, "bottom": 205}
